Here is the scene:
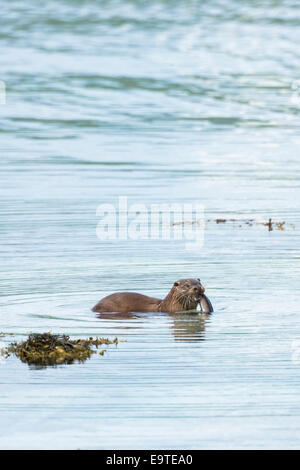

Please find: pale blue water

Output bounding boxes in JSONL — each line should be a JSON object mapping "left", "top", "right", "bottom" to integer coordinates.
{"left": 0, "top": 0, "right": 300, "bottom": 449}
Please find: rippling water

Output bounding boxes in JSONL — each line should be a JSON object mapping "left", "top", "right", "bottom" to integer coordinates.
{"left": 0, "top": 0, "right": 300, "bottom": 449}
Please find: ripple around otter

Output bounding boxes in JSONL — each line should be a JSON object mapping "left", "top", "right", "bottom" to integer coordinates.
{"left": 1, "top": 0, "right": 300, "bottom": 450}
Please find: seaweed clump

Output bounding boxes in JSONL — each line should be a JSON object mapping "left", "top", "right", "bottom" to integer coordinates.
{"left": 6, "top": 333, "right": 118, "bottom": 366}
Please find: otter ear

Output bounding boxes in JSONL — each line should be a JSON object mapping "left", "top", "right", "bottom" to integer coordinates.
{"left": 173, "top": 281, "right": 179, "bottom": 287}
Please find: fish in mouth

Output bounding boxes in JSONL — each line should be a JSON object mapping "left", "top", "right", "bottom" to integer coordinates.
{"left": 170, "top": 278, "right": 214, "bottom": 313}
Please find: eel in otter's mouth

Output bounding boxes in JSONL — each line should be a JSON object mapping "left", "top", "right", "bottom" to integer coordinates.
{"left": 197, "top": 294, "right": 214, "bottom": 313}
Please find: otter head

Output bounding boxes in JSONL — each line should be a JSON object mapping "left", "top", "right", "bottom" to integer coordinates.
{"left": 172, "top": 278, "right": 205, "bottom": 310}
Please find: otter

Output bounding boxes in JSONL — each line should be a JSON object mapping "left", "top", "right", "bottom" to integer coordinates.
{"left": 92, "top": 278, "right": 213, "bottom": 314}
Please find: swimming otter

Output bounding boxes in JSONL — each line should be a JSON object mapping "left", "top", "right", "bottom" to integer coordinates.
{"left": 92, "top": 278, "right": 213, "bottom": 314}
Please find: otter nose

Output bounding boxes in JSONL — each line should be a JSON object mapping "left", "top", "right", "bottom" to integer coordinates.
{"left": 199, "top": 285, "right": 205, "bottom": 294}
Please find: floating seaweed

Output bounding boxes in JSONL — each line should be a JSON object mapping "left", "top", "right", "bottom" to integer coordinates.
{"left": 171, "top": 217, "right": 294, "bottom": 231}
{"left": 5, "top": 332, "right": 119, "bottom": 366}
{"left": 215, "top": 219, "right": 226, "bottom": 224}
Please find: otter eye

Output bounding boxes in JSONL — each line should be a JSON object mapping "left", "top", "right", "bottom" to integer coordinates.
{"left": 174, "top": 282, "right": 179, "bottom": 287}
